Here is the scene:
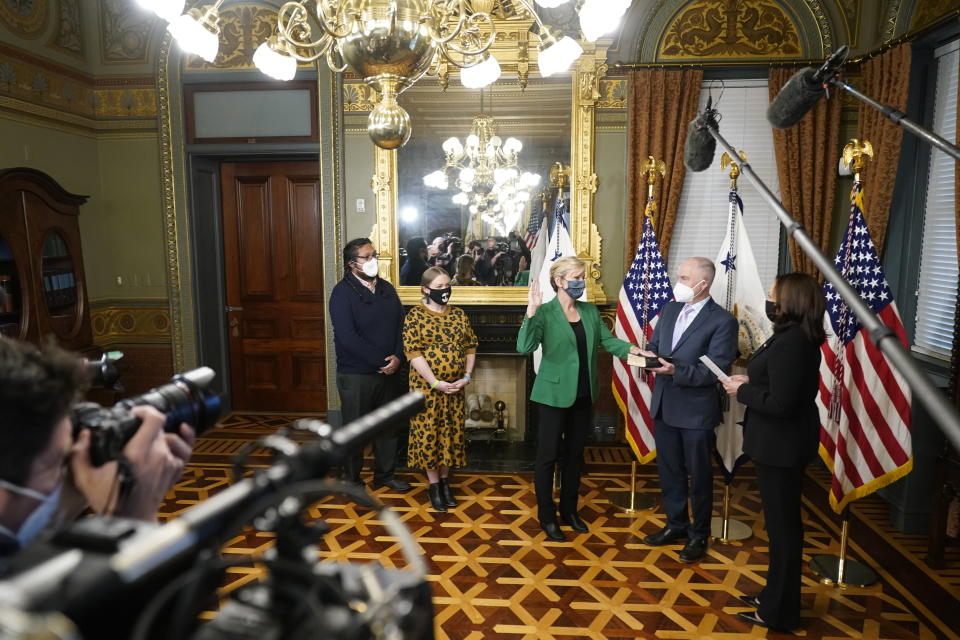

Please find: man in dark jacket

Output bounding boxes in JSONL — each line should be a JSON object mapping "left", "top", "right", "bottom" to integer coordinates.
{"left": 329, "top": 238, "right": 411, "bottom": 492}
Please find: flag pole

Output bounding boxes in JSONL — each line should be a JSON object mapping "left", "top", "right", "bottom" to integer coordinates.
{"left": 709, "top": 152, "right": 752, "bottom": 543}
{"left": 610, "top": 155, "right": 665, "bottom": 514}
{"left": 810, "top": 509, "right": 878, "bottom": 588}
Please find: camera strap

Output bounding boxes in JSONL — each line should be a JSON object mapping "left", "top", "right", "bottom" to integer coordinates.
{"left": 114, "top": 454, "right": 136, "bottom": 513}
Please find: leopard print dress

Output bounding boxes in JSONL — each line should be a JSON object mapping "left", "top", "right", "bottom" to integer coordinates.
{"left": 403, "top": 304, "right": 478, "bottom": 470}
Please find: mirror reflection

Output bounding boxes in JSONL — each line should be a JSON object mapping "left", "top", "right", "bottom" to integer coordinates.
{"left": 396, "top": 77, "right": 572, "bottom": 287}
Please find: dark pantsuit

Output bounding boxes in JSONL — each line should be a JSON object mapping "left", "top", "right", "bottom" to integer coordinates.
{"left": 755, "top": 461, "right": 805, "bottom": 630}
{"left": 653, "top": 419, "right": 715, "bottom": 540}
{"left": 337, "top": 372, "right": 403, "bottom": 484}
{"left": 534, "top": 398, "right": 592, "bottom": 525}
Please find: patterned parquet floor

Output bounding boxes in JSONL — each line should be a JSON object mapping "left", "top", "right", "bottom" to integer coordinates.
{"left": 158, "top": 414, "right": 960, "bottom": 639}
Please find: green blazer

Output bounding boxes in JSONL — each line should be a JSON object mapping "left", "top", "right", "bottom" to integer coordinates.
{"left": 517, "top": 297, "right": 633, "bottom": 408}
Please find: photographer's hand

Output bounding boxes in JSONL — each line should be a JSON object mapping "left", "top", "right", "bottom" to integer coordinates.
{"left": 115, "top": 406, "right": 190, "bottom": 521}
{"left": 70, "top": 430, "right": 122, "bottom": 514}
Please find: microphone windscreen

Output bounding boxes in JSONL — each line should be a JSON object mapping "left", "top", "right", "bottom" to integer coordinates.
{"left": 767, "top": 67, "right": 826, "bottom": 129}
{"left": 683, "top": 118, "right": 716, "bottom": 172}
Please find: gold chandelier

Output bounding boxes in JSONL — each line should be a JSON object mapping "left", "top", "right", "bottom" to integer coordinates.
{"left": 139, "top": 0, "right": 633, "bottom": 149}
{"left": 423, "top": 110, "right": 541, "bottom": 236}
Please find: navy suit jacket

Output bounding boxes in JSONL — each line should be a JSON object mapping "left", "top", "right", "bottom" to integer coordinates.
{"left": 647, "top": 298, "right": 739, "bottom": 430}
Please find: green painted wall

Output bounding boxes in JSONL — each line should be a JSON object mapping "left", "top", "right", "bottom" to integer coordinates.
{"left": 594, "top": 127, "right": 628, "bottom": 302}
{"left": 0, "top": 116, "right": 166, "bottom": 302}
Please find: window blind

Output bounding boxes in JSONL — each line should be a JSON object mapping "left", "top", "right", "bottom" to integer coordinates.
{"left": 913, "top": 40, "right": 959, "bottom": 360}
{"left": 667, "top": 80, "right": 782, "bottom": 288}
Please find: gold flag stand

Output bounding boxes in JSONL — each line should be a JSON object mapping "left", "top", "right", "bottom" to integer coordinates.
{"left": 809, "top": 139, "right": 878, "bottom": 588}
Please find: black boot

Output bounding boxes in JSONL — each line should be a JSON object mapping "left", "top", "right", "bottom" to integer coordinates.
{"left": 439, "top": 478, "right": 456, "bottom": 508}
{"left": 428, "top": 482, "right": 448, "bottom": 512}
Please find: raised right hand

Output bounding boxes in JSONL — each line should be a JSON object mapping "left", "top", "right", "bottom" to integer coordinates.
{"left": 526, "top": 280, "right": 542, "bottom": 318}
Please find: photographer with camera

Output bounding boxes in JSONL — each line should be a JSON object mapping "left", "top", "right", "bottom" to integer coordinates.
{"left": 476, "top": 237, "right": 508, "bottom": 285}
{"left": 0, "top": 338, "right": 196, "bottom": 567}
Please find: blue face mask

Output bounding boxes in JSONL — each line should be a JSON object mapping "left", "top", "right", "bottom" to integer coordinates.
{"left": 0, "top": 478, "right": 63, "bottom": 549}
{"left": 564, "top": 280, "right": 586, "bottom": 300}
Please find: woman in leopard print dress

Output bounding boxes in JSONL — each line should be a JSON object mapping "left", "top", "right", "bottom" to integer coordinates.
{"left": 403, "top": 267, "right": 478, "bottom": 512}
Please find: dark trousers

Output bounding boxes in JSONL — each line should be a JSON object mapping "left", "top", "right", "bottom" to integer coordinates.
{"left": 337, "top": 372, "right": 404, "bottom": 484}
{"left": 653, "top": 419, "right": 714, "bottom": 540}
{"left": 534, "top": 398, "right": 592, "bottom": 525}
{"left": 755, "top": 461, "right": 805, "bottom": 630}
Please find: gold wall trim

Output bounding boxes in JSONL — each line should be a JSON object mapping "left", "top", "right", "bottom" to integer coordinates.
{"left": 91, "top": 304, "right": 172, "bottom": 345}
{"left": 0, "top": 96, "right": 157, "bottom": 135}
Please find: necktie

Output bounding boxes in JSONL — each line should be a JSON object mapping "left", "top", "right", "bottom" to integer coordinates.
{"left": 671, "top": 305, "right": 695, "bottom": 350}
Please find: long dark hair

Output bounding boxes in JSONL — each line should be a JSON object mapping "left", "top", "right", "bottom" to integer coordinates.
{"left": 773, "top": 272, "right": 826, "bottom": 345}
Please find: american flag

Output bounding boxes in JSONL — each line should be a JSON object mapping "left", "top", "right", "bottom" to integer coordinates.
{"left": 816, "top": 181, "right": 912, "bottom": 513}
{"left": 612, "top": 201, "right": 673, "bottom": 463}
{"left": 523, "top": 206, "right": 543, "bottom": 250}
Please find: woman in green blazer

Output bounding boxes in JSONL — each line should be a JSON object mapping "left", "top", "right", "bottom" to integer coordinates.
{"left": 517, "top": 256, "right": 640, "bottom": 542}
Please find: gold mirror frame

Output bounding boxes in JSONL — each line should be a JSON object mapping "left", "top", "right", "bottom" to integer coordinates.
{"left": 369, "top": 38, "right": 611, "bottom": 306}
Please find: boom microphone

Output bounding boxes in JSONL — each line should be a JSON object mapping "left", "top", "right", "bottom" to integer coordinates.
{"left": 767, "top": 45, "right": 849, "bottom": 129}
{"left": 683, "top": 96, "right": 718, "bottom": 172}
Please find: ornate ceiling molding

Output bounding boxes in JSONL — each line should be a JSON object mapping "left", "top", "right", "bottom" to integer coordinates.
{"left": 49, "top": 0, "right": 83, "bottom": 58}
{"left": 99, "top": 0, "right": 154, "bottom": 64}
{"left": 0, "top": 0, "right": 50, "bottom": 40}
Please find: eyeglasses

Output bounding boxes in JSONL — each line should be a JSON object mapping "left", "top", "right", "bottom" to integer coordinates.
{"left": 354, "top": 252, "right": 379, "bottom": 262}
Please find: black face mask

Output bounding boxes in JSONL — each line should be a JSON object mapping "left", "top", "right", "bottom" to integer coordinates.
{"left": 427, "top": 287, "right": 452, "bottom": 305}
{"left": 765, "top": 300, "right": 778, "bottom": 322}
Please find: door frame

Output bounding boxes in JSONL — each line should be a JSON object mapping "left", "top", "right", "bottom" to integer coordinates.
{"left": 187, "top": 149, "right": 321, "bottom": 413}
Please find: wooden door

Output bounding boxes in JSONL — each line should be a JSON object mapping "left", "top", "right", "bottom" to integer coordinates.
{"left": 221, "top": 161, "right": 326, "bottom": 411}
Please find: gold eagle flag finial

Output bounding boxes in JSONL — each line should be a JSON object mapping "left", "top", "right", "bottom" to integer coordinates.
{"left": 642, "top": 155, "right": 666, "bottom": 198}
{"left": 841, "top": 138, "right": 874, "bottom": 181}
{"left": 719, "top": 150, "right": 748, "bottom": 189}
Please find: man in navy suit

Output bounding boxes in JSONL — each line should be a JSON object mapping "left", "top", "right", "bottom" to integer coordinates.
{"left": 640, "top": 257, "right": 738, "bottom": 563}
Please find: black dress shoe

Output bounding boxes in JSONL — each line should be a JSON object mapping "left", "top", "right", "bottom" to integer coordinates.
{"left": 738, "top": 595, "right": 761, "bottom": 608}
{"left": 374, "top": 478, "right": 411, "bottom": 492}
{"left": 678, "top": 537, "right": 708, "bottom": 563}
{"left": 541, "top": 522, "right": 567, "bottom": 542}
{"left": 642, "top": 526, "right": 687, "bottom": 546}
{"left": 428, "top": 483, "right": 448, "bottom": 512}
{"left": 438, "top": 478, "right": 456, "bottom": 507}
{"left": 560, "top": 512, "right": 588, "bottom": 533}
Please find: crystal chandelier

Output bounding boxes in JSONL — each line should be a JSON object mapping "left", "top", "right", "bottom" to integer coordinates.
{"left": 138, "top": 0, "right": 633, "bottom": 149}
{"left": 423, "top": 110, "right": 541, "bottom": 236}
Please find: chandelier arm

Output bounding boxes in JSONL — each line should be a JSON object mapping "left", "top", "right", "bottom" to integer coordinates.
{"left": 437, "top": 43, "right": 491, "bottom": 69}
{"left": 312, "top": 0, "right": 359, "bottom": 40}
{"left": 425, "top": 0, "right": 469, "bottom": 46}
{"left": 325, "top": 45, "right": 349, "bottom": 72}
{"left": 275, "top": 3, "right": 341, "bottom": 54}
{"left": 509, "top": 0, "right": 551, "bottom": 41}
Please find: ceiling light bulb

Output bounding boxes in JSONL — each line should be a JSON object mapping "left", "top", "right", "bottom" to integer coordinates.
{"left": 534, "top": 0, "right": 570, "bottom": 7}
{"left": 168, "top": 12, "right": 219, "bottom": 63}
{"left": 579, "top": 0, "right": 631, "bottom": 42}
{"left": 442, "top": 137, "right": 463, "bottom": 156}
{"left": 466, "top": 134, "right": 480, "bottom": 149}
{"left": 539, "top": 36, "right": 583, "bottom": 77}
{"left": 137, "top": 0, "right": 185, "bottom": 22}
{"left": 401, "top": 206, "right": 419, "bottom": 222}
{"left": 253, "top": 39, "right": 297, "bottom": 81}
{"left": 503, "top": 138, "right": 522, "bottom": 154}
{"left": 461, "top": 54, "right": 502, "bottom": 89}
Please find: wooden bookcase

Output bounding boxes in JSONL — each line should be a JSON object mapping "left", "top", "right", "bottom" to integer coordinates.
{"left": 0, "top": 168, "right": 93, "bottom": 352}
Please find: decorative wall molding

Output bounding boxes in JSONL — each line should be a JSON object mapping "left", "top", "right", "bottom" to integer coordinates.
{"left": 99, "top": 0, "right": 154, "bottom": 64}
{"left": 597, "top": 78, "right": 627, "bottom": 110}
{"left": 0, "top": 43, "right": 156, "bottom": 130}
{"left": 184, "top": 5, "right": 274, "bottom": 71}
{"left": 909, "top": 0, "right": 958, "bottom": 33}
{"left": 91, "top": 301, "right": 172, "bottom": 345}
{"left": 0, "top": 0, "right": 50, "bottom": 40}
{"left": 837, "top": 0, "right": 861, "bottom": 47}
{"left": 50, "top": 0, "right": 83, "bottom": 57}
{"left": 659, "top": 0, "right": 802, "bottom": 59}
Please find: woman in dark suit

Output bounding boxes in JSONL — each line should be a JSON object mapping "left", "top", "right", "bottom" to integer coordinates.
{"left": 722, "top": 272, "right": 826, "bottom": 632}
{"left": 517, "top": 257, "right": 640, "bottom": 542}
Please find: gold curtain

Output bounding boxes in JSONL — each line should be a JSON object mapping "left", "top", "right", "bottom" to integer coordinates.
{"left": 768, "top": 67, "right": 842, "bottom": 277}
{"left": 859, "top": 43, "right": 912, "bottom": 253}
{"left": 625, "top": 68, "right": 703, "bottom": 264}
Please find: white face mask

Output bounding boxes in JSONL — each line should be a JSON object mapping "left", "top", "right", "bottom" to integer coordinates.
{"left": 0, "top": 479, "right": 63, "bottom": 549}
{"left": 359, "top": 257, "right": 379, "bottom": 278}
{"left": 673, "top": 279, "right": 705, "bottom": 303}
